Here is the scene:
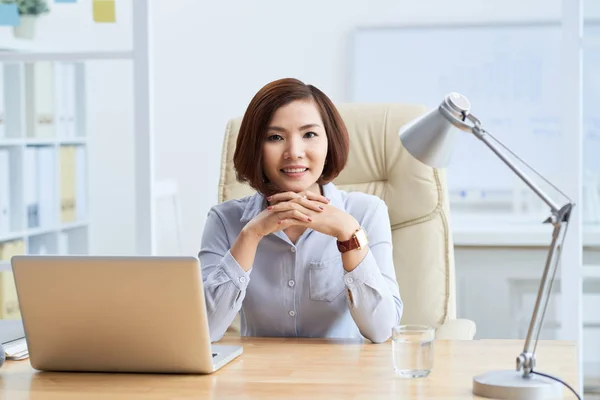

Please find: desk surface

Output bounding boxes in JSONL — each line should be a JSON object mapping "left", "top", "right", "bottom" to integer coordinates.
{"left": 0, "top": 337, "right": 579, "bottom": 399}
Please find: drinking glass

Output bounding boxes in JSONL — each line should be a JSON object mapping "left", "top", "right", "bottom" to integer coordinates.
{"left": 392, "top": 325, "right": 435, "bottom": 378}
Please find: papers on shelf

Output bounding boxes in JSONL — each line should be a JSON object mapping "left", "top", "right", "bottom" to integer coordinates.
{"left": 3, "top": 337, "right": 28, "bottom": 360}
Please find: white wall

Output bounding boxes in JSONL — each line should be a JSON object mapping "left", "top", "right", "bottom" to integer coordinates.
{"left": 151, "top": 0, "right": 587, "bottom": 256}
{"left": 2, "top": 0, "right": 599, "bottom": 255}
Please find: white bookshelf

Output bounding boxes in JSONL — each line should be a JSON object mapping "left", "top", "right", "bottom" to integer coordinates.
{"left": 0, "top": 60, "right": 89, "bottom": 258}
{"left": 0, "top": 0, "right": 154, "bottom": 321}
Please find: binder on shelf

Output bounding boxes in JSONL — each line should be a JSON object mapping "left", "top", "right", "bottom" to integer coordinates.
{"left": 54, "top": 62, "right": 77, "bottom": 139}
{"left": 54, "top": 62, "right": 67, "bottom": 139}
{"left": 59, "top": 146, "right": 77, "bottom": 223}
{"left": 75, "top": 146, "right": 87, "bottom": 220}
{"left": 0, "top": 240, "right": 25, "bottom": 320}
{"left": 25, "top": 62, "right": 56, "bottom": 139}
{"left": 24, "top": 147, "right": 39, "bottom": 229}
{"left": 0, "top": 149, "right": 9, "bottom": 236}
{"left": 0, "top": 65, "right": 5, "bottom": 139}
{"left": 36, "top": 146, "right": 56, "bottom": 229}
{"left": 65, "top": 63, "right": 77, "bottom": 138}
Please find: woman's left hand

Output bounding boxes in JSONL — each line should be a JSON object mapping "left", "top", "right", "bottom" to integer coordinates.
{"left": 267, "top": 191, "right": 360, "bottom": 241}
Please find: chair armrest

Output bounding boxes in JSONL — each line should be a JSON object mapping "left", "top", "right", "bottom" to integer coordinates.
{"left": 435, "top": 318, "right": 477, "bottom": 340}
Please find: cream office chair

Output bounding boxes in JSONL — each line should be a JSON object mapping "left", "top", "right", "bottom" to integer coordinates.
{"left": 218, "top": 103, "right": 476, "bottom": 340}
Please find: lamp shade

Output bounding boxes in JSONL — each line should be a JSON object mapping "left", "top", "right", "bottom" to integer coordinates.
{"left": 398, "top": 92, "right": 471, "bottom": 168}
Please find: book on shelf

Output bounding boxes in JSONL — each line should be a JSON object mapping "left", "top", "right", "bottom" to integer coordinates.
{"left": 0, "top": 239, "right": 25, "bottom": 320}
{"left": 36, "top": 146, "right": 56, "bottom": 229}
{"left": 55, "top": 62, "right": 78, "bottom": 139}
{"left": 0, "top": 65, "right": 5, "bottom": 139}
{"left": 60, "top": 145, "right": 77, "bottom": 223}
{"left": 25, "top": 62, "right": 55, "bottom": 139}
{"left": 0, "top": 149, "right": 9, "bottom": 236}
{"left": 24, "top": 147, "right": 39, "bottom": 229}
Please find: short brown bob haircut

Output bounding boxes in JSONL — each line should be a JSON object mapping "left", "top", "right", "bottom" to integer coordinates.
{"left": 233, "top": 78, "right": 349, "bottom": 196}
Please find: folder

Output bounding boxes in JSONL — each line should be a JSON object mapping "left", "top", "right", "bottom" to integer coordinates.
{"left": 0, "top": 65, "right": 5, "bottom": 139}
{"left": 25, "top": 62, "right": 56, "bottom": 139}
{"left": 75, "top": 146, "right": 87, "bottom": 221}
{"left": 24, "top": 147, "right": 39, "bottom": 229}
{"left": 60, "top": 146, "right": 77, "bottom": 223}
{"left": 36, "top": 146, "right": 56, "bottom": 229}
{"left": 0, "top": 149, "right": 9, "bottom": 236}
{"left": 65, "top": 63, "right": 77, "bottom": 138}
{"left": 0, "top": 240, "right": 25, "bottom": 319}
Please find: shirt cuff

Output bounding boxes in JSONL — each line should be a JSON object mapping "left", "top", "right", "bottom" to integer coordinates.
{"left": 343, "top": 250, "right": 379, "bottom": 289}
{"left": 221, "top": 250, "right": 252, "bottom": 290}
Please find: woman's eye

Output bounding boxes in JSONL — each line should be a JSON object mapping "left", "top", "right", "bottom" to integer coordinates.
{"left": 304, "top": 131, "right": 317, "bottom": 138}
{"left": 267, "top": 134, "right": 283, "bottom": 141}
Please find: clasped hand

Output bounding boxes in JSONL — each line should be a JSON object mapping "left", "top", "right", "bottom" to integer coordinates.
{"left": 244, "top": 191, "right": 359, "bottom": 241}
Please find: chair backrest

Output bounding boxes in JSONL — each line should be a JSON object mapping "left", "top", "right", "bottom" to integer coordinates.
{"left": 218, "top": 103, "right": 456, "bottom": 328}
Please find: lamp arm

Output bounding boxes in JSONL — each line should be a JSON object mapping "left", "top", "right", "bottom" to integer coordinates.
{"left": 518, "top": 217, "right": 571, "bottom": 377}
{"left": 446, "top": 109, "right": 575, "bottom": 378}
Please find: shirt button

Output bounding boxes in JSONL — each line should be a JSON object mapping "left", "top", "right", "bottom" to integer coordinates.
{"left": 239, "top": 276, "right": 247, "bottom": 283}
{"left": 289, "top": 310, "right": 296, "bottom": 317}
{"left": 288, "top": 280, "right": 295, "bottom": 287}
{"left": 290, "top": 247, "right": 296, "bottom": 253}
{"left": 345, "top": 277, "right": 354, "bottom": 284}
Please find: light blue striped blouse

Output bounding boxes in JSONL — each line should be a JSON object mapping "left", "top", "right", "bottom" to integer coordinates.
{"left": 199, "top": 182, "right": 403, "bottom": 343}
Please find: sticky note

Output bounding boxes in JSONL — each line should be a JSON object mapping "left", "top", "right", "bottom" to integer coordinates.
{"left": 93, "top": 0, "right": 115, "bottom": 23}
{"left": 0, "top": 3, "right": 20, "bottom": 27}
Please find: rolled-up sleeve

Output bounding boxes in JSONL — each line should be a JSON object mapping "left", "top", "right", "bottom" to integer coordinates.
{"left": 344, "top": 200, "right": 403, "bottom": 343}
{"left": 199, "top": 208, "right": 251, "bottom": 342}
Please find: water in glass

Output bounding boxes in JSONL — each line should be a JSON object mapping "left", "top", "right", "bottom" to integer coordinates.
{"left": 392, "top": 325, "right": 434, "bottom": 378}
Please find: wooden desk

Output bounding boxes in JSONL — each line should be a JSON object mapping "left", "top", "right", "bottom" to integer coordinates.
{"left": 0, "top": 337, "right": 579, "bottom": 399}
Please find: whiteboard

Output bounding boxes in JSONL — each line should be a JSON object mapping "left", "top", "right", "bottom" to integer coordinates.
{"left": 349, "top": 22, "right": 600, "bottom": 195}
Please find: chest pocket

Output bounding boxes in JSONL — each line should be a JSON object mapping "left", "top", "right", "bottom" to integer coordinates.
{"left": 308, "top": 255, "right": 346, "bottom": 302}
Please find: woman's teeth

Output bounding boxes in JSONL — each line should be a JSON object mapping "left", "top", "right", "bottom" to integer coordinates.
{"left": 282, "top": 168, "right": 308, "bottom": 173}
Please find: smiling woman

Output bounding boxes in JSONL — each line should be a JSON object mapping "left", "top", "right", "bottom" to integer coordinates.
{"left": 233, "top": 78, "right": 348, "bottom": 197}
{"left": 199, "top": 78, "right": 403, "bottom": 344}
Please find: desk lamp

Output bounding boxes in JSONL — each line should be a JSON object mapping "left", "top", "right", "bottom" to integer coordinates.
{"left": 398, "top": 93, "right": 580, "bottom": 400}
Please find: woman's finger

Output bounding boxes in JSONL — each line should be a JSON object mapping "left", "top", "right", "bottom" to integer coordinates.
{"left": 267, "top": 191, "right": 301, "bottom": 204}
{"left": 277, "top": 218, "right": 307, "bottom": 229}
{"left": 268, "top": 190, "right": 330, "bottom": 205}
{"left": 295, "top": 197, "right": 325, "bottom": 212}
{"left": 267, "top": 199, "right": 316, "bottom": 214}
{"left": 303, "top": 190, "right": 330, "bottom": 204}
{"left": 275, "top": 209, "right": 311, "bottom": 223}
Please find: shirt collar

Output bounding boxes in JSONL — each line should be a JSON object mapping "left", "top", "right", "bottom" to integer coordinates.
{"left": 240, "top": 191, "right": 267, "bottom": 224}
{"left": 239, "top": 182, "right": 344, "bottom": 224}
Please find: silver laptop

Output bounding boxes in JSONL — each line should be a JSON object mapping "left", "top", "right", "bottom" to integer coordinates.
{"left": 10, "top": 255, "right": 242, "bottom": 374}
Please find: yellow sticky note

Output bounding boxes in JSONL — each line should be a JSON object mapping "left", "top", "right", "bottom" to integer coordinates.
{"left": 93, "top": 0, "right": 115, "bottom": 23}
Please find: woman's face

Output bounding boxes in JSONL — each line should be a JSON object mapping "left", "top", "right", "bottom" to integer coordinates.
{"left": 262, "top": 99, "right": 328, "bottom": 194}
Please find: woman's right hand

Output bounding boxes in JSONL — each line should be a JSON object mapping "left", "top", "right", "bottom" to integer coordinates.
{"left": 243, "top": 190, "right": 329, "bottom": 238}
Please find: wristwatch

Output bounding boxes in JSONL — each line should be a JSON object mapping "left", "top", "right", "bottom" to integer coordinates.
{"left": 336, "top": 227, "right": 369, "bottom": 253}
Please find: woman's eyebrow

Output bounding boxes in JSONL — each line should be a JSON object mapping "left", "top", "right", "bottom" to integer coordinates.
{"left": 267, "top": 123, "right": 322, "bottom": 132}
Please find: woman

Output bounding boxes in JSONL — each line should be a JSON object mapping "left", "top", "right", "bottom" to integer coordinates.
{"left": 199, "top": 78, "right": 403, "bottom": 343}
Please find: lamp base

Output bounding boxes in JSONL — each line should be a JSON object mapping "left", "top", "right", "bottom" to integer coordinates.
{"left": 473, "top": 370, "right": 563, "bottom": 400}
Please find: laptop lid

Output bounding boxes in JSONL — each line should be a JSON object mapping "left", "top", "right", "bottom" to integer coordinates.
{"left": 11, "top": 255, "right": 216, "bottom": 373}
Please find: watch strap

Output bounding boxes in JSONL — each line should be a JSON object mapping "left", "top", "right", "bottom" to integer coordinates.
{"left": 337, "top": 228, "right": 362, "bottom": 253}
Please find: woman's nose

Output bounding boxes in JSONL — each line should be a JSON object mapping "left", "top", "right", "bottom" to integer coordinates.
{"left": 284, "top": 137, "right": 305, "bottom": 160}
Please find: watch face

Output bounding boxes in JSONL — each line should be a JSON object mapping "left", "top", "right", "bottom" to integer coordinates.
{"left": 355, "top": 228, "right": 369, "bottom": 249}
